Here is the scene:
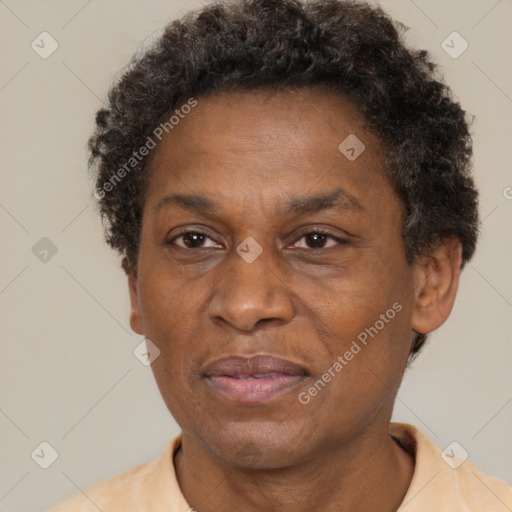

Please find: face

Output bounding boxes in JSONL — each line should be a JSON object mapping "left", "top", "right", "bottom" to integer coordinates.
{"left": 128, "top": 88, "right": 424, "bottom": 469}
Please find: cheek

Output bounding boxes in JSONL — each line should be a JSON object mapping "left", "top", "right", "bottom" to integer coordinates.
{"left": 302, "top": 258, "right": 412, "bottom": 402}
{"left": 141, "top": 274, "right": 203, "bottom": 429}
{"left": 137, "top": 272, "right": 193, "bottom": 389}
{"left": 300, "top": 310, "right": 410, "bottom": 438}
{"left": 307, "top": 259, "right": 406, "bottom": 344}
{"left": 138, "top": 260, "right": 195, "bottom": 337}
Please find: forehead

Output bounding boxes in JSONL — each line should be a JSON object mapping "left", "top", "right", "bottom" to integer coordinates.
{"left": 152, "top": 87, "right": 373, "bottom": 157}
{"left": 145, "top": 87, "right": 393, "bottom": 220}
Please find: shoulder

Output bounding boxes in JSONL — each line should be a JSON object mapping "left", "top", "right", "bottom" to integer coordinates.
{"left": 48, "top": 436, "right": 189, "bottom": 512}
{"left": 391, "top": 423, "right": 512, "bottom": 511}
{"left": 49, "top": 459, "right": 155, "bottom": 511}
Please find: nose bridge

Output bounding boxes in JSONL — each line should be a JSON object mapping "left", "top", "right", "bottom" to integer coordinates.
{"left": 208, "top": 242, "right": 294, "bottom": 331}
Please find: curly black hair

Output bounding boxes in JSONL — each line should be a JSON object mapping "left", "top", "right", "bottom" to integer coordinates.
{"left": 88, "top": 0, "right": 479, "bottom": 356}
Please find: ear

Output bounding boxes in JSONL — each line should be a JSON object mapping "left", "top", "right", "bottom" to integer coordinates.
{"left": 411, "top": 237, "right": 462, "bottom": 336}
{"left": 122, "top": 257, "right": 144, "bottom": 335}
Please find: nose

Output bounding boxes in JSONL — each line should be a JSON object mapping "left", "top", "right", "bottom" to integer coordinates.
{"left": 208, "top": 246, "right": 295, "bottom": 331}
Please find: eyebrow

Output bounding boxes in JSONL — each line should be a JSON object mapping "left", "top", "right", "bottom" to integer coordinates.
{"left": 153, "top": 187, "right": 362, "bottom": 217}
{"left": 286, "top": 187, "right": 361, "bottom": 215}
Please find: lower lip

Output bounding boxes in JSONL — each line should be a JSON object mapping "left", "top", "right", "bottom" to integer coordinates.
{"left": 205, "top": 374, "right": 307, "bottom": 404}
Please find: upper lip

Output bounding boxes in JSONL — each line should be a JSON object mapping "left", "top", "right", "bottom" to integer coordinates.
{"left": 203, "top": 355, "right": 308, "bottom": 378}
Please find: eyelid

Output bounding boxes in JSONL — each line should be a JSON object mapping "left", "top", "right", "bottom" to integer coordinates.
{"left": 288, "top": 228, "right": 349, "bottom": 250}
{"left": 290, "top": 225, "right": 350, "bottom": 242}
{"left": 166, "top": 226, "right": 224, "bottom": 248}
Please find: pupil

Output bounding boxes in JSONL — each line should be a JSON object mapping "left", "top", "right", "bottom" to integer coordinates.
{"left": 308, "top": 233, "right": 326, "bottom": 248}
{"left": 184, "top": 233, "right": 204, "bottom": 248}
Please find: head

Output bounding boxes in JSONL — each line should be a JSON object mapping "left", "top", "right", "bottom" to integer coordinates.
{"left": 89, "top": 0, "right": 478, "bottom": 468}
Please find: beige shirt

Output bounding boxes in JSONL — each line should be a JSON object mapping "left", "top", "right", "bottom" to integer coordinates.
{"left": 49, "top": 423, "right": 512, "bottom": 511}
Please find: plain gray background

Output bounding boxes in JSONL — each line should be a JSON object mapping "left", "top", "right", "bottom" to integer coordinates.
{"left": 0, "top": 1, "right": 511, "bottom": 511}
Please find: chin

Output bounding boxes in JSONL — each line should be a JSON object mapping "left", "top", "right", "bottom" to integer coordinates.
{"left": 200, "top": 420, "right": 314, "bottom": 470}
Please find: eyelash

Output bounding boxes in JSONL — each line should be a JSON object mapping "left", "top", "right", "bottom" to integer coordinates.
{"left": 167, "top": 228, "right": 349, "bottom": 250}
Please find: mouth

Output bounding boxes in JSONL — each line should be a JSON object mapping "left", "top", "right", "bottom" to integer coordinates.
{"left": 203, "top": 354, "right": 309, "bottom": 404}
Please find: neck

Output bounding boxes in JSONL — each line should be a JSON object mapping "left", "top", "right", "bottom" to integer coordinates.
{"left": 174, "top": 422, "right": 414, "bottom": 512}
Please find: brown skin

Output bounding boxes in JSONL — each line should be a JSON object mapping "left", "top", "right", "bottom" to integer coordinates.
{"left": 125, "top": 88, "right": 462, "bottom": 512}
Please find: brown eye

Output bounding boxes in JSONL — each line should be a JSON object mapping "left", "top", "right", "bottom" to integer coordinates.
{"left": 291, "top": 230, "right": 348, "bottom": 250}
{"left": 304, "top": 232, "right": 331, "bottom": 249}
{"left": 168, "top": 231, "right": 220, "bottom": 249}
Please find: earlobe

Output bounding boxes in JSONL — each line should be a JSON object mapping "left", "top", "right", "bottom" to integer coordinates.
{"left": 411, "top": 238, "right": 463, "bottom": 336}
{"left": 122, "top": 257, "right": 144, "bottom": 335}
